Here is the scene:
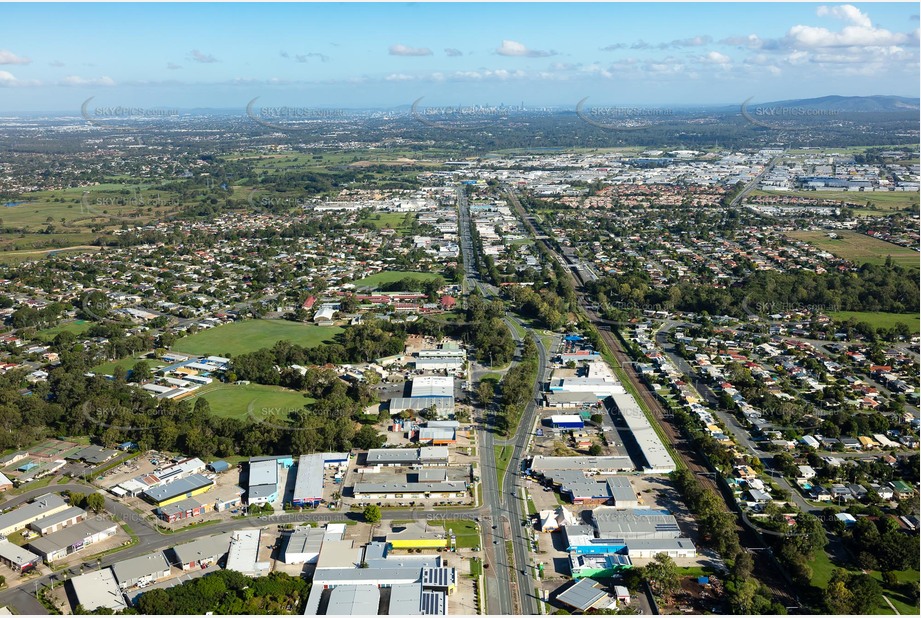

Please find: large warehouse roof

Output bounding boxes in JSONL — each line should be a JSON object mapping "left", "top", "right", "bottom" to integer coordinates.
{"left": 410, "top": 376, "right": 454, "bottom": 398}
{"left": 609, "top": 394, "right": 675, "bottom": 473}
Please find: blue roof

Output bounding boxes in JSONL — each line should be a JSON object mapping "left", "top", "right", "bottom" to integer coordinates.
{"left": 698, "top": 576, "right": 710, "bottom": 585}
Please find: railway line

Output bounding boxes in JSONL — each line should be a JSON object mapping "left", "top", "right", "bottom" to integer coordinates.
{"left": 505, "top": 185, "right": 800, "bottom": 611}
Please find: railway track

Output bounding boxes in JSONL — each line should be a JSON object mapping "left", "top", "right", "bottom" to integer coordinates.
{"left": 505, "top": 185, "right": 799, "bottom": 610}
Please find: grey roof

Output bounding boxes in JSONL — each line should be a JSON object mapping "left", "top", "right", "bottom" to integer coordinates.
{"left": 610, "top": 393, "right": 675, "bottom": 472}
{"left": 247, "top": 484, "right": 277, "bottom": 500}
{"left": 170, "top": 533, "right": 232, "bottom": 565}
{"left": 557, "top": 578, "right": 607, "bottom": 611}
{"left": 417, "top": 468, "right": 448, "bottom": 482}
{"left": 420, "top": 446, "right": 449, "bottom": 461}
{"left": 111, "top": 551, "right": 171, "bottom": 585}
{"left": 326, "top": 585, "right": 380, "bottom": 615}
{"left": 282, "top": 527, "right": 324, "bottom": 561}
{"left": 421, "top": 567, "right": 454, "bottom": 588}
{"left": 27, "top": 518, "right": 118, "bottom": 556}
{"left": 313, "top": 566, "right": 425, "bottom": 585}
{"left": 29, "top": 506, "right": 86, "bottom": 531}
{"left": 366, "top": 448, "right": 421, "bottom": 465}
{"left": 530, "top": 455, "right": 634, "bottom": 474}
{"left": 421, "top": 589, "right": 447, "bottom": 615}
{"left": 591, "top": 508, "right": 681, "bottom": 539}
{"left": 354, "top": 481, "right": 466, "bottom": 495}
{"left": 390, "top": 397, "right": 455, "bottom": 413}
{"left": 0, "top": 493, "right": 68, "bottom": 533}
{"left": 143, "top": 474, "right": 212, "bottom": 503}
{"left": 293, "top": 454, "right": 324, "bottom": 502}
{"left": 426, "top": 420, "right": 460, "bottom": 429}
{"left": 390, "top": 583, "right": 424, "bottom": 616}
{"left": 69, "top": 568, "right": 127, "bottom": 612}
{"left": 0, "top": 540, "right": 40, "bottom": 566}
{"left": 248, "top": 459, "right": 278, "bottom": 487}
{"left": 158, "top": 497, "right": 204, "bottom": 517}
{"left": 70, "top": 445, "right": 119, "bottom": 464}
{"left": 626, "top": 538, "right": 696, "bottom": 552}
{"left": 418, "top": 428, "right": 456, "bottom": 441}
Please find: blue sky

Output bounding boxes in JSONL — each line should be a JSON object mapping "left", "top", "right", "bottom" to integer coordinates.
{"left": 0, "top": 2, "right": 918, "bottom": 111}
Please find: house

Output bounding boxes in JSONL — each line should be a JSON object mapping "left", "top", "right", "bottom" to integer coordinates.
{"left": 840, "top": 438, "right": 862, "bottom": 450}
{"left": 797, "top": 465, "right": 816, "bottom": 480}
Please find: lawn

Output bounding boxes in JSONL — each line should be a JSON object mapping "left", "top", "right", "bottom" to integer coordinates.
{"left": 92, "top": 356, "right": 155, "bottom": 375}
{"left": 830, "top": 311, "right": 920, "bottom": 334}
{"left": 172, "top": 320, "right": 342, "bottom": 357}
{"left": 351, "top": 270, "right": 443, "bottom": 289}
{"left": 358, "top": 212, "right": 415, "bottom": 230}
{"left": 811, "top": 549, "right": 919, "bottom": 615}
{"left": 787, "top": 230, "right": 919, "bottom": 269}
{"left": 189, "top": 382, "right": 315, "bottom": 421}
{"left": 495, "top": 445, "right": 513, "bottom": 492}
{"left": 437, "top": 520, "right": 481, "bottom": 549}
{"left": 35, "top": 320, "right": 93, "bottom": 342}
{"left": 754, "top": 188, "right": 919, "bottom": 213}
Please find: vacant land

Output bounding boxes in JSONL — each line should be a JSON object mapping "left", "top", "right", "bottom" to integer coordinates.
{"left": 352, "top": 270, "right": 442, "bottom": 288}
{"left": 436, "top": 520, "right": 481, "bottom": 549}
{"left": 830, "top": 311, "right": 920, "bottom": 333}
{"left": 172, "top": 320, "right": 342, "bottom": 357}
{"left": 36, "top": 320, "right": 93, "bottom": 342}
{"left": 787, "top": 231, "right": 919, "bottom": 269}
{"left": 191, "top": 382, "right": 314, "bottom": 421}
{"left": 756, "top": 189, "right": 918, "bottom": 212}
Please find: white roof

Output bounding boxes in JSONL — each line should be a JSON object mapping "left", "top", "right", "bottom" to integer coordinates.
{"left": 70, "top": 568, "right": 127, "bottom": 612}
{"left": 410, "top": 375, "right": 454, "bottom": 398}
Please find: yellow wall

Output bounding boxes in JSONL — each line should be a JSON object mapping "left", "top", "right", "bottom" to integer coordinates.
{"left": 155, "top": 483, "right": 212, "bottom": 507}
{"left": 389, "top": 539, "right": 447, "bottom": 549}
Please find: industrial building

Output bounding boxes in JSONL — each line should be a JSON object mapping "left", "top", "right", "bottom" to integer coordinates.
{"left": 28, "top": 506, "right": 87, "bottom": 535}
{"left": 156, "top": 497, "right": 208, "bottom": 523}
{"left": 353, "top": 480, "right": 468, "bottom": 502}
{"left": 111, "top": 551, "right": 172, "bottom": 589}
{"left": 282, "top": 526, "right": 326, "bottom": 564}
{"left": 26, "top": 518, "right": 118, "bottom": 562}
{"left": 170, "top": 533, "right": 232, "bottom": 570}
{"left": 409, "top": 376, "right": 454, "bottom": 399}
{"left": 608, "top": 394, "right": 676, "bottom": 473}
{"left": 544, "top": 392, "right": 602, "bottom": 408}
{"left": 247, "top": 457, "right": 281, "bottom": 505}
{"left": 556, "top": 578, "right": 618, "bottom": 612}
{"left": 0, "top": 493, "right": 69, "bottom": 537}
{"left": 416, "top": 427, "right": 456, "bottom": 445}
{"left": 291, "top": 453, "right": 349, "bottom": 507}
{"left": 625, "top": 538, "right": 697, "bottom": 559}
{"left": 69, "top": 569, "right": 128, "bottom": 613}
{"left": 590, "top": 508, "right": 682, "bottom": 540}
{"left": 569, "top": 553, "right": 632, "bottom": 580}
{"left": 529, "top": 455, "right": 634, "bottom": 476}
{"left": 142, "top": 474, "right": 214, "bottom": 507}
{"left": 548, "top": 414, "right": 585, "bottom": 429}
{"left": 226, "top": 528, "right": 270, "bottom": 576}
{"left": 0, "top": 540, "right": 41, "bottom": 573}
{"left": 388, "top": 397, "right": 455, "bottom": 418}
{"left": 545, "top": 472, "right": 640, "bottom": 506}
{"left": 365, "top": 447, "right": 449, "bottom": 467}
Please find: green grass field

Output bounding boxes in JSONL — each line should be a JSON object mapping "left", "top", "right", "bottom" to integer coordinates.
{"left": 189, "top": 382, "right": 314, "bottom": 421}
{"left": 92, "top": 356, "right": 156, "bottom": 375}
{"left": 788, "top": 230, "right": 919, "bottom": 269}
{"left": 35, "top": 320, "right": 93, "bottom": 342}
{"left": 358, "top": 212, "right": 415, "bottom": 230}
{"left": 754, "top": 189, "right": 919, "bottom": 213}
{"left": 830, "top": 311, "right": 920, "bottom": 333}
{"left": 171, "top": 320, "right": 342, "bottom": 357}
{"left": 811, "top": 550, "right": 919, "bottom": 615}
{"left": 437, "top": 520, "right": 481, "bottom": 549}
{"left": 495, "top": 446, "right": 513, "bottom": 492}
{"left": 351, "top": 270, "right": 442, "bottom": 289}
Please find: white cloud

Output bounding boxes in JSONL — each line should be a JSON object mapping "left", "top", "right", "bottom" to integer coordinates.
{"left": 0, "top": 70, "right": 40, "bottom": 87}
{"left": 385, "top": 73, "right": 415, "bottom": 81}
{"left": 444, "top": 48, "right": 463, "bottom": 57}
{"left": 59, "top": 75, "right": 116, "bottom": 86}
{"left": 0, "top": 50, "right": 31, "bottom": 65}
{"left": 704, "top": 51, "right": 731, "bottom": 64}
{"left": 389, "top": 44, "right": 432, "bottom": 57}
{"left": 816, "top": 4, "right": 872, "bottom": 28}
{"left": 496, "top": 40, "right": 556, "bottom": 58}
{"left": 189, "top": 50, "right": 218, "bottom": 63}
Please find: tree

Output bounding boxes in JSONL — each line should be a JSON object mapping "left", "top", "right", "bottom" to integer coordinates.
{"left": 644, "top": 553, "right": 680, "bottom": 601}
{"left": 85, "top": 492, "right": 105, "bottom": 514}
{"left": 477, "top": 381, "right": 495, "bottom": 405}
{"left": 730, "top": 551, "right": 754, "bottom": 581}
{"left": 588, "top": 443, "right": 603, "bottom": 456}
{"left": 363, "top": 504, "right": 382, "bottom": 523}
{"left": 823, "top": 580, "right": 854, "bottom": 615}
{"left": 131, "top": 360, "right": 152, "bottom": 383}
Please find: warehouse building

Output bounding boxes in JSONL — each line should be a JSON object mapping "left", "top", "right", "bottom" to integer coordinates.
{"left": 111, "top": 551, "right": 172, "bottom": 589}
{"left": 365, "top": 447, "right": 449, "bottom": 467}
{"left": 625, "top": 538, "right": 697, "bottom": 559}
{"left": 529, "top": 455, "right": 634, "bottom": 476}
{"left": 291, "top": 453, "right": 349, "bottom": 507}
{"left": 156, "top": 497, "right": 208, "bottom": 523}
{"left": 556, "top": 578, "right": 618, "bottom": 612}
{"left": 353, "top": 480, "right": 468, "bottom": 502}
{"left": 546, "top": 472, "right": 640, "bottom": 507}
{"left": 609, "top": 394, "right": 675, "bottom": 473}
{"left": 226, "top": 528, "right": 270, "bottom": 576}
{"left": 0, "top": 493, "right": 69, "bottom": 537}
{"left": 410, "top": 376, "right": 454, "bottom": 398}
{"left": 0, "top": 540, "right": 41, "bottom": 573}
{"left": 170, "top": 533, "right": 232, "bottom": 570}
{"left": 590, "top": 508, "right": 682, "bottom": 540}
{"left": 416, "top": 427, "right": 456, "bottom": 445}
{"left": 28, "top": 506, "right": 87, "bottom": 535}
{"left": 142, "top": 474, "right": 213, "bottom": 507}
{"left": 544, "top": 392, "right": 602, "bottom": 408}
{"left": 69, "top": 568, "right": 127, "bottom": 613}
{"left": 388, "top": 397, "right": 455, "bottom": 418}
{"left": 281, "top": 526, "right": 326, "bottom": 564}
{"left": 247, "top": 456, "right": 294, "bottom": 506}
{"left": 549, "top": 414, "right": 585, "bottom": 429}
{"left": 26, "top": 517, "right": 118, "bottom": 562}
{"left": 570, "top": 553, "right": 633, "bottom": 580}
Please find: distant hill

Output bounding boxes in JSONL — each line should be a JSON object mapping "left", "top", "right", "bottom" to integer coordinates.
{"left": 737, "top": 95, "right": 919, "bottom": 113}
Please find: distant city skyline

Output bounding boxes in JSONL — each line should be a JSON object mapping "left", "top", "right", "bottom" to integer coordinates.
{"left": 0, "top": 2, "right": 918, "bottom": 112}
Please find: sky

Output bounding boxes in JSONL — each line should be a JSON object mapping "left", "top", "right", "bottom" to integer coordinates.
{"left": 0, "top": 2, "right": 918, "bottom": 112}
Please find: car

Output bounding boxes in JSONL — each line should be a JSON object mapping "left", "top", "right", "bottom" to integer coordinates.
{"left": 493, "top": 540, "right": 499, "bottom": 544}
{"left": 492, "top": 525, "right": 497, "bottom": 529}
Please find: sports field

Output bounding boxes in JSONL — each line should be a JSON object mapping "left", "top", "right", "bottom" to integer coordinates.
{"left": 36, "top": 320, "right": 94, "bottom": 342}
{"left": 352, "top": 270, "right": 442, "bottom": 288}
{"left": 787, "top": 231, "right": 919, "bottom": 269}
{"left": 830, "top": 311, "right": 920, "bottom": 334}
{"left": 190, "top": 382, "right": 315, "bottom": 421}
{"left": 171, "top": 320, "right": 342, "bottom": 357}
